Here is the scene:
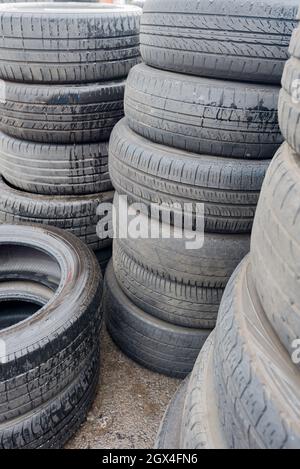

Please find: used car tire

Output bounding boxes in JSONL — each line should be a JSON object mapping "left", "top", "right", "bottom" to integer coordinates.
{"left": 113, "top": 223, "right": 250, "bottom": 328}
{"left": 180, "top": 332, "right": 227, "bottom": 449}
{"left": 109, "top": 119, "right": 270, "bottom": 234}
{"left": 0, "top": 223, "right": 102, "bottom": 448}
{"left": 214, "top": 256, "right": 300, "bottom": 449}
{"left": 125, "top": 64, "right": 282, "bottom": 159}
{"left": 0, "top": 3, "right": 141, "bottom": 83}
{"left": 251, "top": 143, "right": 300, "bottom": 361}
{"left": 279, "top": 23, "right": 300, "bottom": 153}
{"left": 0, "top": 177, "right": 114, "bottom": 250}
{"left": 155, "top": 378, "right": 189, "bottom": 449}
{"left": 140, "top": 0, "right": 298, "bottom": 84}
{"left": 0, "top": 133, "right": 112, "bottom": 195}
{"left": 104, "top": 261, "right": 211, "bottom": 378}
{"left": 0, "top": 79, "right": 125, "bottom": 144}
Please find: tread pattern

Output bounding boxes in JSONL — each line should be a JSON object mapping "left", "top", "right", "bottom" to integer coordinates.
{"left": 0, "top": 177, "right": 114, "bottom": 250}
{"left": 104, "top": 262, "right": 211, "bottom": 378}
{"left": 214, "top": 256, "right": 300, "bottom": 449}
{"left": 140, "top": 0, "right": 298, "bottom": 84}
{"left": 0, "top": 79, "right": 125, "bottom": 144}
{"left": 251, "top": 143, "right": 300, "bottom": 360}
{"left": 279, "top": 23, "right": 300, "bottom": 153}
{"left": 109, "top": 119, "right": 270, "bottom": 234}
{"left": 0, "top": 132, "right": 112, "bottom": 195}
{"left": 0, "top": 4, "right": 142, "bottom": 83}
{"left": 125, "top": 63, "right": 282, "bottom": 159}
{"left": 180, "top": 332, "right": 227, "bottom": 449}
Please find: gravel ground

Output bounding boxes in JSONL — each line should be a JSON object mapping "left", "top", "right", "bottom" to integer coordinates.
{"left": 67, "top": 327, "right": 181, "bottom": 449}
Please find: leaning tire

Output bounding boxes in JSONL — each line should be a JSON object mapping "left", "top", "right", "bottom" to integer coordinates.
{"left": 125, "top": 64, "right": 282, "bottom": 159}
{"left": 109, "top": 119, "right": 270, "bottom": 234}
{"left": 0, "top": 79, "right": 125, "bottom": 144}
{"left": 251, "top": 143, "right": 300, "bottom": 361}
{"left": 214, "top": 256, "right": 300, "bottom": 449}
{"left": 113, "top": 226, "right": 250, "bottom": 329}
{"left": 104, "top": 261, "right": 211, "bottom": 378}
{"left": 0, "top": 3, "right": 141, "bottom": 83}
{"left": 279, "top": 22, "right": 300, "bottom": 153}
{"left": 0, "top": 177, "right": 114, "bottom": 250}
{"left": 180, "top": 332, "right": 227, "bottom": 449}
{"left": 140, "top": 0, "right": 297, "bottom": 84}
{"left": 0, "top": 224, "right": 102, "bottom": 448}
{"left": 0, "top": 133, "right": 112, "bottom": 195}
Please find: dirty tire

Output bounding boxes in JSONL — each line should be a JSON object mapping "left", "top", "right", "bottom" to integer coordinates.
{"left": 0, "top": 132, "right": 112, "bottom": 195}
{"left": 180, "top": 332, "right": 227, "bottom": 449}
{"left": 125, "top": 64, "right": 282, "bottom": 159}
{"left": 140, "top": 0, "right": 297, "bottom": 84}
{"left": 155, "top": 378, "right": 189, "bottom": 449}
{"left": 251, "top": 143, "right": 300, "bottom": 361}
{"left": 113, "top": 225, "right": 250, "bottom": 328}
{"left": 0, "top": 224, "right": 102, "bottom": 448}
{"left": 0, "top": 3, "right": 141, "bottom": 83}
{"left": 214, "top": 256, "right": 300, "bottom": 449}
{"left": 104, "top": 261, "right": 211, "bottom": 378}
{"left": 0, "top": 79, "right": 125, "bottom": 144}
{"left": 0, "top": 177, "right": 114, "bottom": 250}
{"left": 109, "top": 119, "right": 270, "bottom": 234}
{"left": 279, "top": 22, "right": 300, "bottom": 154}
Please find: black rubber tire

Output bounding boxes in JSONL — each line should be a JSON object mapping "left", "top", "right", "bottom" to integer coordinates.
{"left": 140, "top": 0, "right": 298, "bottom": 84}
{"left": 0, "top": 224, "right": 102, "bottom": 448}
{"left": 104, "top": 261, "right": 211, "bottom": 378}
{"left": 214, "top": 256, "right": 300, "bottom": 449}
{"left": 113, "top": 229, "right": 250, "bottom": 329}
{"left": 125, "top": 64, "right": 282, "bottom": 159}
{"left": 109, "top": 119, "right": 270, "bottom": 234}
{"left": 155, "top": 378, "right": 189, "bottom": 450}
{"left": 0, "top": 132, "right": 112, "bottom": 196}
{"left": 180, "top": 332, "right": 227, "bottom": 449}
{"left": 0, "top": 79, "right": 125, "bottom": 144}
{"left": 0, "top": 177, "right": 114, "bottom": 250}
{"left": 0, "top": 3, "right": 141, "bottom": 84}
{"left": 251, "top": 143, "right": 300, "bottom": 361}
{"left": 278, "top": 23, "right": 300, "bottom": 154}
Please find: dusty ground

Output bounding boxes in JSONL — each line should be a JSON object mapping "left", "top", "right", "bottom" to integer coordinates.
{"left": 67, "top": 328, "right": 180, "bottom": 449}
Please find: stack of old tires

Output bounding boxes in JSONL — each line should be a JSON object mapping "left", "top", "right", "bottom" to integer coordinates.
{"left": 103, "top": 0, "right": 295, "bottom": 378}
{"left": 0, "top": 2, "right": 141, "bottom": 272}
{"left": 157, "top": 3, "right": 300, "bottom": 450}
{"left": 0, "top": 224, "right": 103, "bottom": 449}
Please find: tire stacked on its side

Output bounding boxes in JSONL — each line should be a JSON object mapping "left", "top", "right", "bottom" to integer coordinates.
{"left": 157, "top": 7, "right": 300, "bottom": 449}
{"left": 103, "top": 0, "right": 296, "bottom": 378}
{"left": 0, "top": 2, "right": 142, "bottom": 273}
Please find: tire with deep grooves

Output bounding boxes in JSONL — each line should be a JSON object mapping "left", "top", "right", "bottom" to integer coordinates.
{"left": 0, "top": 177, "right": 114, "bottom": 250}
{"left": 125, "top": 64, "right": 282, "bottom": 159}
{"left": 214, "top": 256, "right": 300, "bottom": 449}
{"left": 0, "top": 3, "right": 142, "bottom": 83}
{"left": 251, "top": 143, "right": 300, "bottom": 361}
{"left": 278, "top": 22, "right": 300, "bottom": 153}
{"left": 109, "top": 119, "right": 270, "bottom": 234}
{"left": 0, "top": 132, "right": 112, "bottom": 195}
{"left": 104, "top": 261, "right": 211, "bottom": 378}
{"left": 140, "top": 0, "right": 298, "bottom": 84}
{"left": 0, "top": 224, "right": 102, "bottom": 448}
{"left": 0, "top": 79, "right": 125, "bottom": 144}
